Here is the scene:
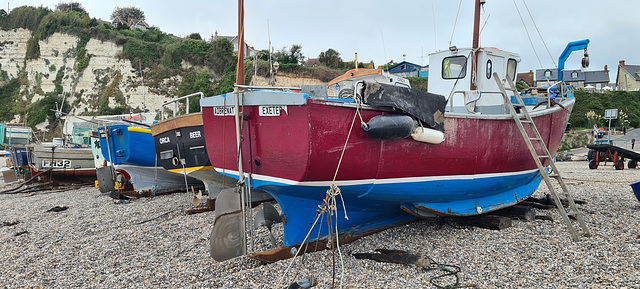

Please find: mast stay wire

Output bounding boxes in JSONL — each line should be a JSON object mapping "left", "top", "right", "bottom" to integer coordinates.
{"left": 432, "top": 1, "right": 437, "bottom": 51}
{"left": 449, "top": 0, "right": 463, "bottom": 48}
{"left": 522, "top": 0, "right": 557, "bottom": 68}
{"left": 512, "top": 0, "right": 544, "bottom": 69}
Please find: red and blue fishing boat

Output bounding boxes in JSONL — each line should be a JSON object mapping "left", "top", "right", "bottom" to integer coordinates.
{"left": 202, "top": 0, "right": 584, "bottom": 258}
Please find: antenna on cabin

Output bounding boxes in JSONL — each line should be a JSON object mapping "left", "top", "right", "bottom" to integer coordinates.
{"left": 432, "top": 1, "right": 437, "bottom": 51}
{"left": 139, "top": 61, "right": 146, "bottom": 110}
{"left": 267, "top": 19, "right": 275, "bottom": 85}
{"left": 355, "top": 52, "right": 358, "bottom": 70}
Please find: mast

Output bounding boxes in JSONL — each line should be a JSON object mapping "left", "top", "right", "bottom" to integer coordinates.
{"left": 470, "top": 0, "right": 482, "bottom": 90}
{"left": 236, "top": 0, "right": 245, "bottom": 86}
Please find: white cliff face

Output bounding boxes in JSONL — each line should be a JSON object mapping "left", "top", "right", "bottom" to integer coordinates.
{"left": 28, "top": 33, "right": 78, "bottom": 104}
{"left": 0, "top": 28, "right": 30, "bottom": 79}
{"left": 0, "top": 29, "right": 179, "bottom": 124}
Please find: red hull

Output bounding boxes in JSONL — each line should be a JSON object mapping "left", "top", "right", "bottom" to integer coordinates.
{"left": 202, "top": 99, "right": 571, "bottom": 182}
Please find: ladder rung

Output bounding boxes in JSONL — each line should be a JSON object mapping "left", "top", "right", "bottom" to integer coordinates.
{"left": 537, "top": 155, "right": 550, "bottom": 159}
{"left": 548, "top": 173, "right": 559, "bottom": 178}
{"left": 513, "top": 104, "right": 525, "bottom": 108}
{"left": 528, "top": 137, "right": 540, "bottom": 141}
{"left": 521, "top": 120, "right": 532, "bottom": 124}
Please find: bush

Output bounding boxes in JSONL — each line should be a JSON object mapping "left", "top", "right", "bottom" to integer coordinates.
{"left": 27, "top": 94, "right": 64, "bottom": 128}
{"left": 0, "top": 78, "right": 20, "bottom": 121}
{"left": 570, "top": 90, "right": 640, "bottom": 129}
{"left": 0, "top": 6, "right": 51, "bottom": 31}
{"left": 407, "top": 77, "right": 428, "bottom": 92}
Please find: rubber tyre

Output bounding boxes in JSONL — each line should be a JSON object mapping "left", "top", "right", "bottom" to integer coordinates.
{"left": 588, "top": 159, "right": 598, "bottom": 169}
{"left": 629, "top": 160, "right": 638, "bottom": 169}
{"left": 587, "top": 150, "right": 594, "bottom": 161}
{"left": 615, "top": 160, "right": 625, "bottom": 170}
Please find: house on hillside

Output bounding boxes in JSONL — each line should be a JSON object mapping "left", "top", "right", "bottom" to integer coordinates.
{"left": 212, "top": 31, "right": 257, "bottom": 58}
{"left": 385, "top": 61, "right": 428, "bottom": 78}
{"left": 536, "top": 66, "right": 610, "bottom": 92}
{"left": 306, "top": 58, "right": 320, "bottom": 67}
{"left": 111, "top": 16, "right": 150, "bottom": 31}
{"left": 616, "top": 60, "right": 640, "bottom": 91}
{"left": 516, "top": 70, "right": 534, "bottom": 87}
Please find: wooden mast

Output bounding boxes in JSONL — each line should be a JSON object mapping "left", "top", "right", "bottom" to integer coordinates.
{"left": 470, "top": 0, "right": 482, "bottom": 90}
{"left": 236, "top": 0, "right": 245, "bottom": 86}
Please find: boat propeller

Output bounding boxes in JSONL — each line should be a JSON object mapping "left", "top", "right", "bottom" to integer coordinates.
{"left": 209, "top": 187, "right": 245, "bottom": 261}
{"left": 253, "top": 202, "right": 282, "bottom": 247}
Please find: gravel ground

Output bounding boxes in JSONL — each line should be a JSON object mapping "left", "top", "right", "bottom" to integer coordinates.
{"left": 1, "top": 161, "right": 639, "bottom": 288}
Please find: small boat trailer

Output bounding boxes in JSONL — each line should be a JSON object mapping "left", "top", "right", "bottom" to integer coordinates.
{"left": 587, "top": 144, "right": 640, "bottom": 170}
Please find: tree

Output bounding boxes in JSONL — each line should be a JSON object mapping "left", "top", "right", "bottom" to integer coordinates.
{"left": 319, "top": 48, "right": 342, "bottom": 69}
{"left": 273, "top": 44, "right": 304, "bottom": 65}
{"left": 208, "top": 38, "right": 235, "bottom": 75}
{"left": 55, "top": 2, "right": 86, "bottom": 13}
{"left": 188, "top": 33, "right": 202, "bottom": 40}
{"left": 110, "top": 6, "right": 145, "bottom": 24}
{"left": 516, "top": 80, "right": 529, "bottom": 92}
{"left": 379, "top": 60, "right": 397, "bottom": 70}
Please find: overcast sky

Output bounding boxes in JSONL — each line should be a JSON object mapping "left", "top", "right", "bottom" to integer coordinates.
{"left": 13, "top": 0, "right": 639, "bottom": 81}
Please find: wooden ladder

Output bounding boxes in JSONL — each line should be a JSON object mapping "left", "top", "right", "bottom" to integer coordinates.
{"left": 493, "top": 72, "right": 590, "bottom": 241}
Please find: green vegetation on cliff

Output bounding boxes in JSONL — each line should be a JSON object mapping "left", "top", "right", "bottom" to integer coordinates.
{"left": 570, "top": 90, "right": 640, "bottom": 129}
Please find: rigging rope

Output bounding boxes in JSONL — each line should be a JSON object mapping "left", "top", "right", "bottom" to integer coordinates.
{"left": 449, "top": 0, "right": 464, "bottom": 48}
{"left": 512, "top": 0, "right": 543, "bottom": 69}
{"left": 521, "top": 0, "right": 557, "bottom": 68}
{"left": 278, "top": 102, "right": 360, "bottom": 288}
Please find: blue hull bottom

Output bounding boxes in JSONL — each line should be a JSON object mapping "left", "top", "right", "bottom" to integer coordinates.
{"left": 222, "top": 169, "right": 543, "bottom": 246}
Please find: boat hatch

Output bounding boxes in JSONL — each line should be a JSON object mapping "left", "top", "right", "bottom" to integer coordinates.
{"left": 160, "top": 150, "right": 173, "bottom": 160}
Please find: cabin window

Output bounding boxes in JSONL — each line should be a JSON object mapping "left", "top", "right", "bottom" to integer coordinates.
{"left": 486, "top": 59, "right": 493, "bottom": 79}
{"left": 442, "top": 56, "right": 467, "bottom": 79}
{"left": 506, "top": 58, "right": 517, "bottom": 81}
{"left": 571, "top": 71, "right": 578, "bottom": 79}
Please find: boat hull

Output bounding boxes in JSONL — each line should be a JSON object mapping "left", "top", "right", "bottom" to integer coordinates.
{"left": 201, "top": 93, "right": 572, "bottom": 246}
{"left": 151, "top": 113, "right": 233, "bottom": 197}
{"left": 98, "top": 124, "right": 204, "bottom": 196}
{"left": 27, "top": 144, "right": 96, "bottom": 182}
{"left": 97, "top": 164, "right": 203, "bottom": 197}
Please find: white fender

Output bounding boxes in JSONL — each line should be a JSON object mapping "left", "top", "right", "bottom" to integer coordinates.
{"left": 411, "top": 127, "right": 445, "bottom": 144}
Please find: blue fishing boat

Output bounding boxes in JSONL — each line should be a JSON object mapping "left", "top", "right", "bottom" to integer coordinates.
{"left": 98, "top": 124, "right": 204, "bottom": 197}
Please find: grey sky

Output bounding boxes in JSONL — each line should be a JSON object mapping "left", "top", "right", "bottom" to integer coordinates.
{"left": 14, "top": 0, "right": 639, "bottom": 81}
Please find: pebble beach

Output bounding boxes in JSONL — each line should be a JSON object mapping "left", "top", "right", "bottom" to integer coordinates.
{"left": 1, "top": 161, "right": 639, "bottom": 288}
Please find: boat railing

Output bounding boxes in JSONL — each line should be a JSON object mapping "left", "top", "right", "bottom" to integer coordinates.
{"left": 161, "top": 92, "right": 204, "bottom": 120}
{"left": 550, "top": 81, "right": 574, "bottom": 101}
{"left": 234, "top": 84, "right": 301, "bottom": 91}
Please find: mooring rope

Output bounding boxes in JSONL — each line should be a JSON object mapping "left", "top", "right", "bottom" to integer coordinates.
{"left": 278, "top": 102, "right": 361, "bottom": 287}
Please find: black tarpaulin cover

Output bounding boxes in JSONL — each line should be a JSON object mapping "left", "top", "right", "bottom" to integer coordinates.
{"left": 361, "top": 82, "right": 447, "bottom": 132}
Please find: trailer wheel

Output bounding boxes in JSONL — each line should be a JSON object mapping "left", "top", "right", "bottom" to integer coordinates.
{"left": 615, "top": 160, "right": 625, "bottom": 170}
{"left": 629, "top": 160, "right": 638, "bottom": 169}
{"left": 587, "top": 150, "right": 594, "bottom": 161}
{"left": 589, "top": 159, "right": 598, "bottom": 169}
